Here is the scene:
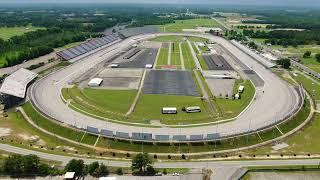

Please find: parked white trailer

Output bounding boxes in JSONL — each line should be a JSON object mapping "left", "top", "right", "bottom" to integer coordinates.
{"left": 185, "top": 106, "right": 201, "bottom": 113}
{"left": 162, "top": 107, "right": 177, "bottom": 114}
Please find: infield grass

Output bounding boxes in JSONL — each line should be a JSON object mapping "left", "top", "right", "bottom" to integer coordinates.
{"left": 215, "top": 80, "right": 255, "bottom": 119}
{"left": 171, "top": 42, "right": 181, "bottom": 65}
{"left": 156, "top": 47, "right": 169, "bottom": 66}
{"left": 181, "top": 42, "right": 195, "bottom": 70}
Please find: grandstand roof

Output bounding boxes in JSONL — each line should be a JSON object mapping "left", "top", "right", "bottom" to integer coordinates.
{"left": 0, "top": 68, "right": 37, "bottom": 98}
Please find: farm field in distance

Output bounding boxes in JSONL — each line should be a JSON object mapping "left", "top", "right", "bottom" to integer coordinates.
{"left": 0, "top": 26, "right": 45, "bottom": 40}
{"left": 160, "top": 18, "right": 222, "bottom": 32}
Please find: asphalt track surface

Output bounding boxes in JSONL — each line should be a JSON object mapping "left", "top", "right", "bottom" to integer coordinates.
{"left": 30, "top": 33, "right": 300, "bottom": 140}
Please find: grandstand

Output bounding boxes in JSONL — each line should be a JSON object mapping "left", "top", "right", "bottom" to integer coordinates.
{"left": 56, "top": 33, "right": 121, "bottom": 61}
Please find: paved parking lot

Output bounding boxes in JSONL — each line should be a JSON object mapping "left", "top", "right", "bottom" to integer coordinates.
{"left": 83, "top": 68, "right": 143, "bottom": 89}
{"left": 206, "top": 78, "right": 235, "bottom": 98}
{"left": 118, "top": 48, "right": 158, "bottom": 68}
{"left": 202, "top": 54, "right": 234, "bottom": 70}
{"left": 143, "top": 70, "right": 200, "bottom": 96}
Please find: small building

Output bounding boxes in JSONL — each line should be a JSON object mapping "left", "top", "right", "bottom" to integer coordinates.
{"left": 145, "top": 64, "right": 153, "bottom": 69}
{"left": 88, "top": 78, "right": 103, "bottom": 87}
{"left": 238, "top": 85, "right": 245, "bottom": 93}
{"left": 64, "top": 172, "right": 75, "bottom": 179}
{"left": 162, "top": 107, "right": 177, "bottom": 114}
{"left": 235, "top": 93, "right": 240, "bottom": 99}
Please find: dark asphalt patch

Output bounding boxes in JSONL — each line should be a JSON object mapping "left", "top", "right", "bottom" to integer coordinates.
{"left": 118, "top": 48, "right": 158, "bottom": 68}
{"left": 202, "top": 54, "right": 234, "bottom": 70}
{"left": 143, "top": 70, "right": 200, "bottom": 96}
{"left": 244, "top": 70, "right": 265, "bottom": 87}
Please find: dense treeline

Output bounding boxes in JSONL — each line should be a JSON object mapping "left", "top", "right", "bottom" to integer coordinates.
{"left": 0, "top": 6, "right": 196, "bottom": 67}
{"left": 0, "top": 28, "right": 91, "bottom": 67}
{"left": 242, "top": 29, "right": 320, "bottom": 46}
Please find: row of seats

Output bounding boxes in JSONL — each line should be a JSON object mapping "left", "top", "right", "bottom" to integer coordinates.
{"left": 87, "top": 126, "right": 220, "bottom": 142}
{"left": 56, "top": 33, "right": 120, "bottom": 60}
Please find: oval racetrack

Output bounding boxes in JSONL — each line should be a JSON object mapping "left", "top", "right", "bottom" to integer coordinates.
{"left": 29, "top": 33, "right": 301, "bottom": 141}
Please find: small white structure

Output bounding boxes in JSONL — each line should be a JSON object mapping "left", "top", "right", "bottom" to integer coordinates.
{"left": 145, "top": 64, "right": 153, "bottom": 69}
{"left": 196, "top": 42, "right": 205, "bottom": 47}
{"left": 88, "top": 78, "right": 103, "bottom": 87}
{"left": 238, "top": 85, "right": 245, "bottom": 93}
{"left": 64, "top": 172, "right": 75, "bottom": 179}
{"left": 235, "top": 93, "right": 240, "bottom": 99}
{"left": 162, "top": 107, "right": 177, "bottom": 114}
{"left": 185, "top": 106, "right": 201, "bottom": 113}
{"left": 110, "top": 64, "right": 120, "bottom": 68}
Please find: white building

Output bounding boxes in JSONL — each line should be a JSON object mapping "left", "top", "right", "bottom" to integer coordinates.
{"left": 238, "top": 85, "right": 245, "bottom": 93}
{"left": 88, "top": 78, "right": 103, "bottom": 87}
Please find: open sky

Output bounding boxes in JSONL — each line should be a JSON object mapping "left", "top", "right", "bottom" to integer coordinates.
{"left": 0, "top": 0, "right": 319, "bottom": 7}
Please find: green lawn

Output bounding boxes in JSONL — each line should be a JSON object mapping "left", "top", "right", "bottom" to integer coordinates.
{"left": 150, "top": 35, "right": 208, "bottom": 43}
{"left": 160, "top": 18, "right": 222, "bottom": 32}
{"left": 61, "top": 88, "right": 137, "bottom": 122}
{"left": 22, "top": 102, "right": 85, "bottom": 142}
{"left": 293, "top": 73, "right": 320, "bottom": 101}
{"left": 0, "top": 26, "right": 45, "bottom": 40}
{"left": 156, "top": 47, "right": 169, "bottom": 66}
{"left": 131, "top": 94, "right": 213, "bottom": 125}
{"left": 215, "top": 80, "right": 255, "bottom": 119}
{"left": 171, "top": 42, "right": 181, "bottom": 65}
{"left": 299, "top": 56, "right": 320, "bottom": 73}
{"left": 196, "top": 54, "right": 209, "bottom": 70}
{"left": 181, "top": 43, "right": 195, "bottom": 70}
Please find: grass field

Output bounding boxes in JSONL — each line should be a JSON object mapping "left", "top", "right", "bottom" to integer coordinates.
{"left": 156, "top": 47, "right": 169, "bottom": 66}
{"left": 215, "top": 80, "right": 255, "bottom": 119}
{"left": 62, "top": 88, "right": 137, "bottom": 121}
{"left": 131, "top": 93, "right": 214, "bottom": 125}
{"left": 150, "top": 35, "right": 208, "bottom": 43}
{"left": 293, "top": 73, "right": 320, "bottom": 101}
{"left": 171, "top": 42, "right": 181, "bottom": 65}
{"left": 252, "top": 39, "right": 320, "bottom": 73}
{"left": 181, "top": 42, "right": 195, "bottom": 70}
{"left": 0, "top": 26, "right": 44, "bottom": 40}
{"left": 160, "top": 18, "right": 221, "bottom": 32}
{"left": 299, "top": 57, "right": 320, "bottom": 73}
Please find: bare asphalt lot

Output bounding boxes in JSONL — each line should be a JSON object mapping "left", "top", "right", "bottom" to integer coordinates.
{"left": 202, "top": 54, "right": 234, "bottom": 70}
{"left": 143, "top": 70, "right": 200, "bottom": 96}
{"left": 29, "top": 33, "right": 300, "bottom": 140}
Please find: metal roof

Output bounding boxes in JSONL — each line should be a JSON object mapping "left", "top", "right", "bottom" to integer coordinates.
{"left": 0, "top": 68, "right": 37, "bottom": 98}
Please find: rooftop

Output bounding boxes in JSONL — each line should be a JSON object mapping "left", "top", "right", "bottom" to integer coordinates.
{"left": 0, "top": 68, "right": 37, "bottom": 98}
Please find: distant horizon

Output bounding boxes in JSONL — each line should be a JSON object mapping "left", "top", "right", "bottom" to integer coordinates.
{"left": 0, "top": 0, "right": 319, "bottom": 8}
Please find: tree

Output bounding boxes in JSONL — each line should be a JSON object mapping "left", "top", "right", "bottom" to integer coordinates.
{"left": 316, "top": 53, "right": 320, "bottom": 62}
{"left": 23, "top": 154, "right": 40, "bottom": 175}
{"left": 87, "top": 161, "right": 99, "bottom": 176}
{"left": 303, "top": 51, "right": 312, "bottom": 58}
{"left": 116, "top": 168, "right": 123, "bottom": 175}
{"left": 38, "top": 163, "right": 51, "bottom": 176}
{"left": 131, "top": 153, "right": 153, "bottom": 173}
{"left": 64, "top": 159, "right": 85, "bottom": 177}
{"left": 92, "top": 163, "right": 109, "bottom": 177}
{"left": 3, "top": 154, "right": 24, "bottom": 175}
{"left": 277, "top": 58, "right": 291, "bottom": 69}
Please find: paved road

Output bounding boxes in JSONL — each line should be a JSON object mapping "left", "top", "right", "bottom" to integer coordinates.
{"left": 1, "top": 143, "right": 320, "bottom": 168}
{"left": 29, "top": 32, "right": 300, "bottom": 140}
